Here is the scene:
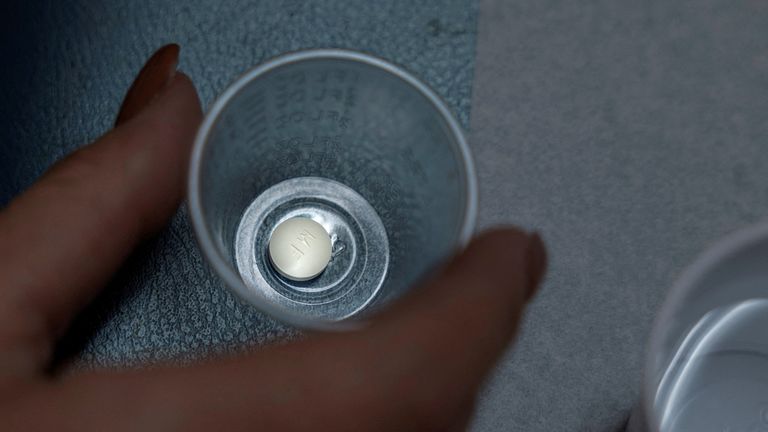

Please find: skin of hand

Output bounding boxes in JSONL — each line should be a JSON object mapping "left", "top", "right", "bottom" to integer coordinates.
{"left": 0, "top": 44, "right": 547, "bottom": 431}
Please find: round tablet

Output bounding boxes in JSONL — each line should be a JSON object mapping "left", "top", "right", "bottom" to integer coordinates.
{"left": 268, "top": 217, "right": 332, "bottom": 281}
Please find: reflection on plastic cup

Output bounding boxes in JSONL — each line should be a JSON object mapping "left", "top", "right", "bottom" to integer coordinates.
{"left": 629, "top": 221, "right": 768, "bottom": 431}
{"left": 188, "top": 50, "right": 477, "bottom": 329}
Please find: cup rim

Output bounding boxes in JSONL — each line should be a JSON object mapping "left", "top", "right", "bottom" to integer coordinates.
{"left": 187, "top": 48, "right": 478, "bottom": 330}
{"left": 641, "top": 218, "right": 768, "bottom": 429}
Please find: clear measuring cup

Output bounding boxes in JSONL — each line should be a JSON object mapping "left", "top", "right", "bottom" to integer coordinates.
{"left": 629, "top": 220, "right": 768, "bottom": 431}
{"left": 188, "top": 49, "right": 477, "bottom": 329}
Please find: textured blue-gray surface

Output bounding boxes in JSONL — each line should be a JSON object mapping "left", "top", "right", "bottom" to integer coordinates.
{"left": 8, "top": 0, "right": 767, "bottom": 430}
{"left": 0, "top": 0, "right": 478, "bottom": 365}
{"left": 469, "top": 0, "right": 768, "bottom": 431}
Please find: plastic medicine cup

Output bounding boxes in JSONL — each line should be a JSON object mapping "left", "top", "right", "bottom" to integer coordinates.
{"left": 629, "top": 220, "right": 768, "bottom": 431}
{"left": 188, "top": 50, "right": 477, "bottom": 330}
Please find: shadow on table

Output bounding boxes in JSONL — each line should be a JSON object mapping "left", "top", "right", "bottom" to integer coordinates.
{"left": 610, "top": 414, "right": 630, "bottom": 432}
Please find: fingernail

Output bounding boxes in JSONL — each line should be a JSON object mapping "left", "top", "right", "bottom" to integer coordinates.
{"left": 115, "top": 43, "right": 180, "bottom": 126}
{"left": 525, "top": 232, "right": 547, "bottom": 299}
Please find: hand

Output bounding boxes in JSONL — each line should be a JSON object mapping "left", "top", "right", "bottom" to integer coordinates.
{"left": 0, "top": 44, "right": 547, "bottom": 431}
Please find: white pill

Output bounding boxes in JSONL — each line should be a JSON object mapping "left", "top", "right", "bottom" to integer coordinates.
{"left": 268, "top": 217, "right": 332, "bottom": 281}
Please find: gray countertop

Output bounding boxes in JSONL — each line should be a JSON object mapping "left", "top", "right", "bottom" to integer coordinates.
{"left": 2, "top": 1, "right": 767, "bottom": 431}
{"left": 470, "top": 0, "right": 768, "bottom": 430}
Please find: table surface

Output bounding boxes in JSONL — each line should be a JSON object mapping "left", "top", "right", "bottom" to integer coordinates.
{"left": 1, "top": 0, "right": 477, "bottom": 358}
{"left": 470, "top": 1, "right": 768, "bottom": 430}
{"left": 2, "top": 1, "right": 768, "bottom": 431}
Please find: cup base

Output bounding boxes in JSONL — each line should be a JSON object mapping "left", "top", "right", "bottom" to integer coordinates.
{"left": 235, "top": 177, "right": 389, "bottom": 321}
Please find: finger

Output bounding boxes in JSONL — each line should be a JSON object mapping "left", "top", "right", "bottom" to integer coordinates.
{"left": 446, "top": 398, "right": 477, "bottom": 432}
{"left": 374, "top": 228, "right": 546, "bottom": 374}
{"left": 360, "top": 228, "right": 547, "bottom": 427}
{"left": 115, "top": 44, "right": 179, "bottom": 126}
{"left": 5, "top": 229, "right": 545, "bottom": 431}
{"left": 0, "top": 46, "right": 201, "bottom": 376}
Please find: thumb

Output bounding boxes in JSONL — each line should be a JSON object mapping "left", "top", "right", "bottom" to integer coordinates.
{"left": 364, "top": 228, "right": 547, "bottom": 426}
